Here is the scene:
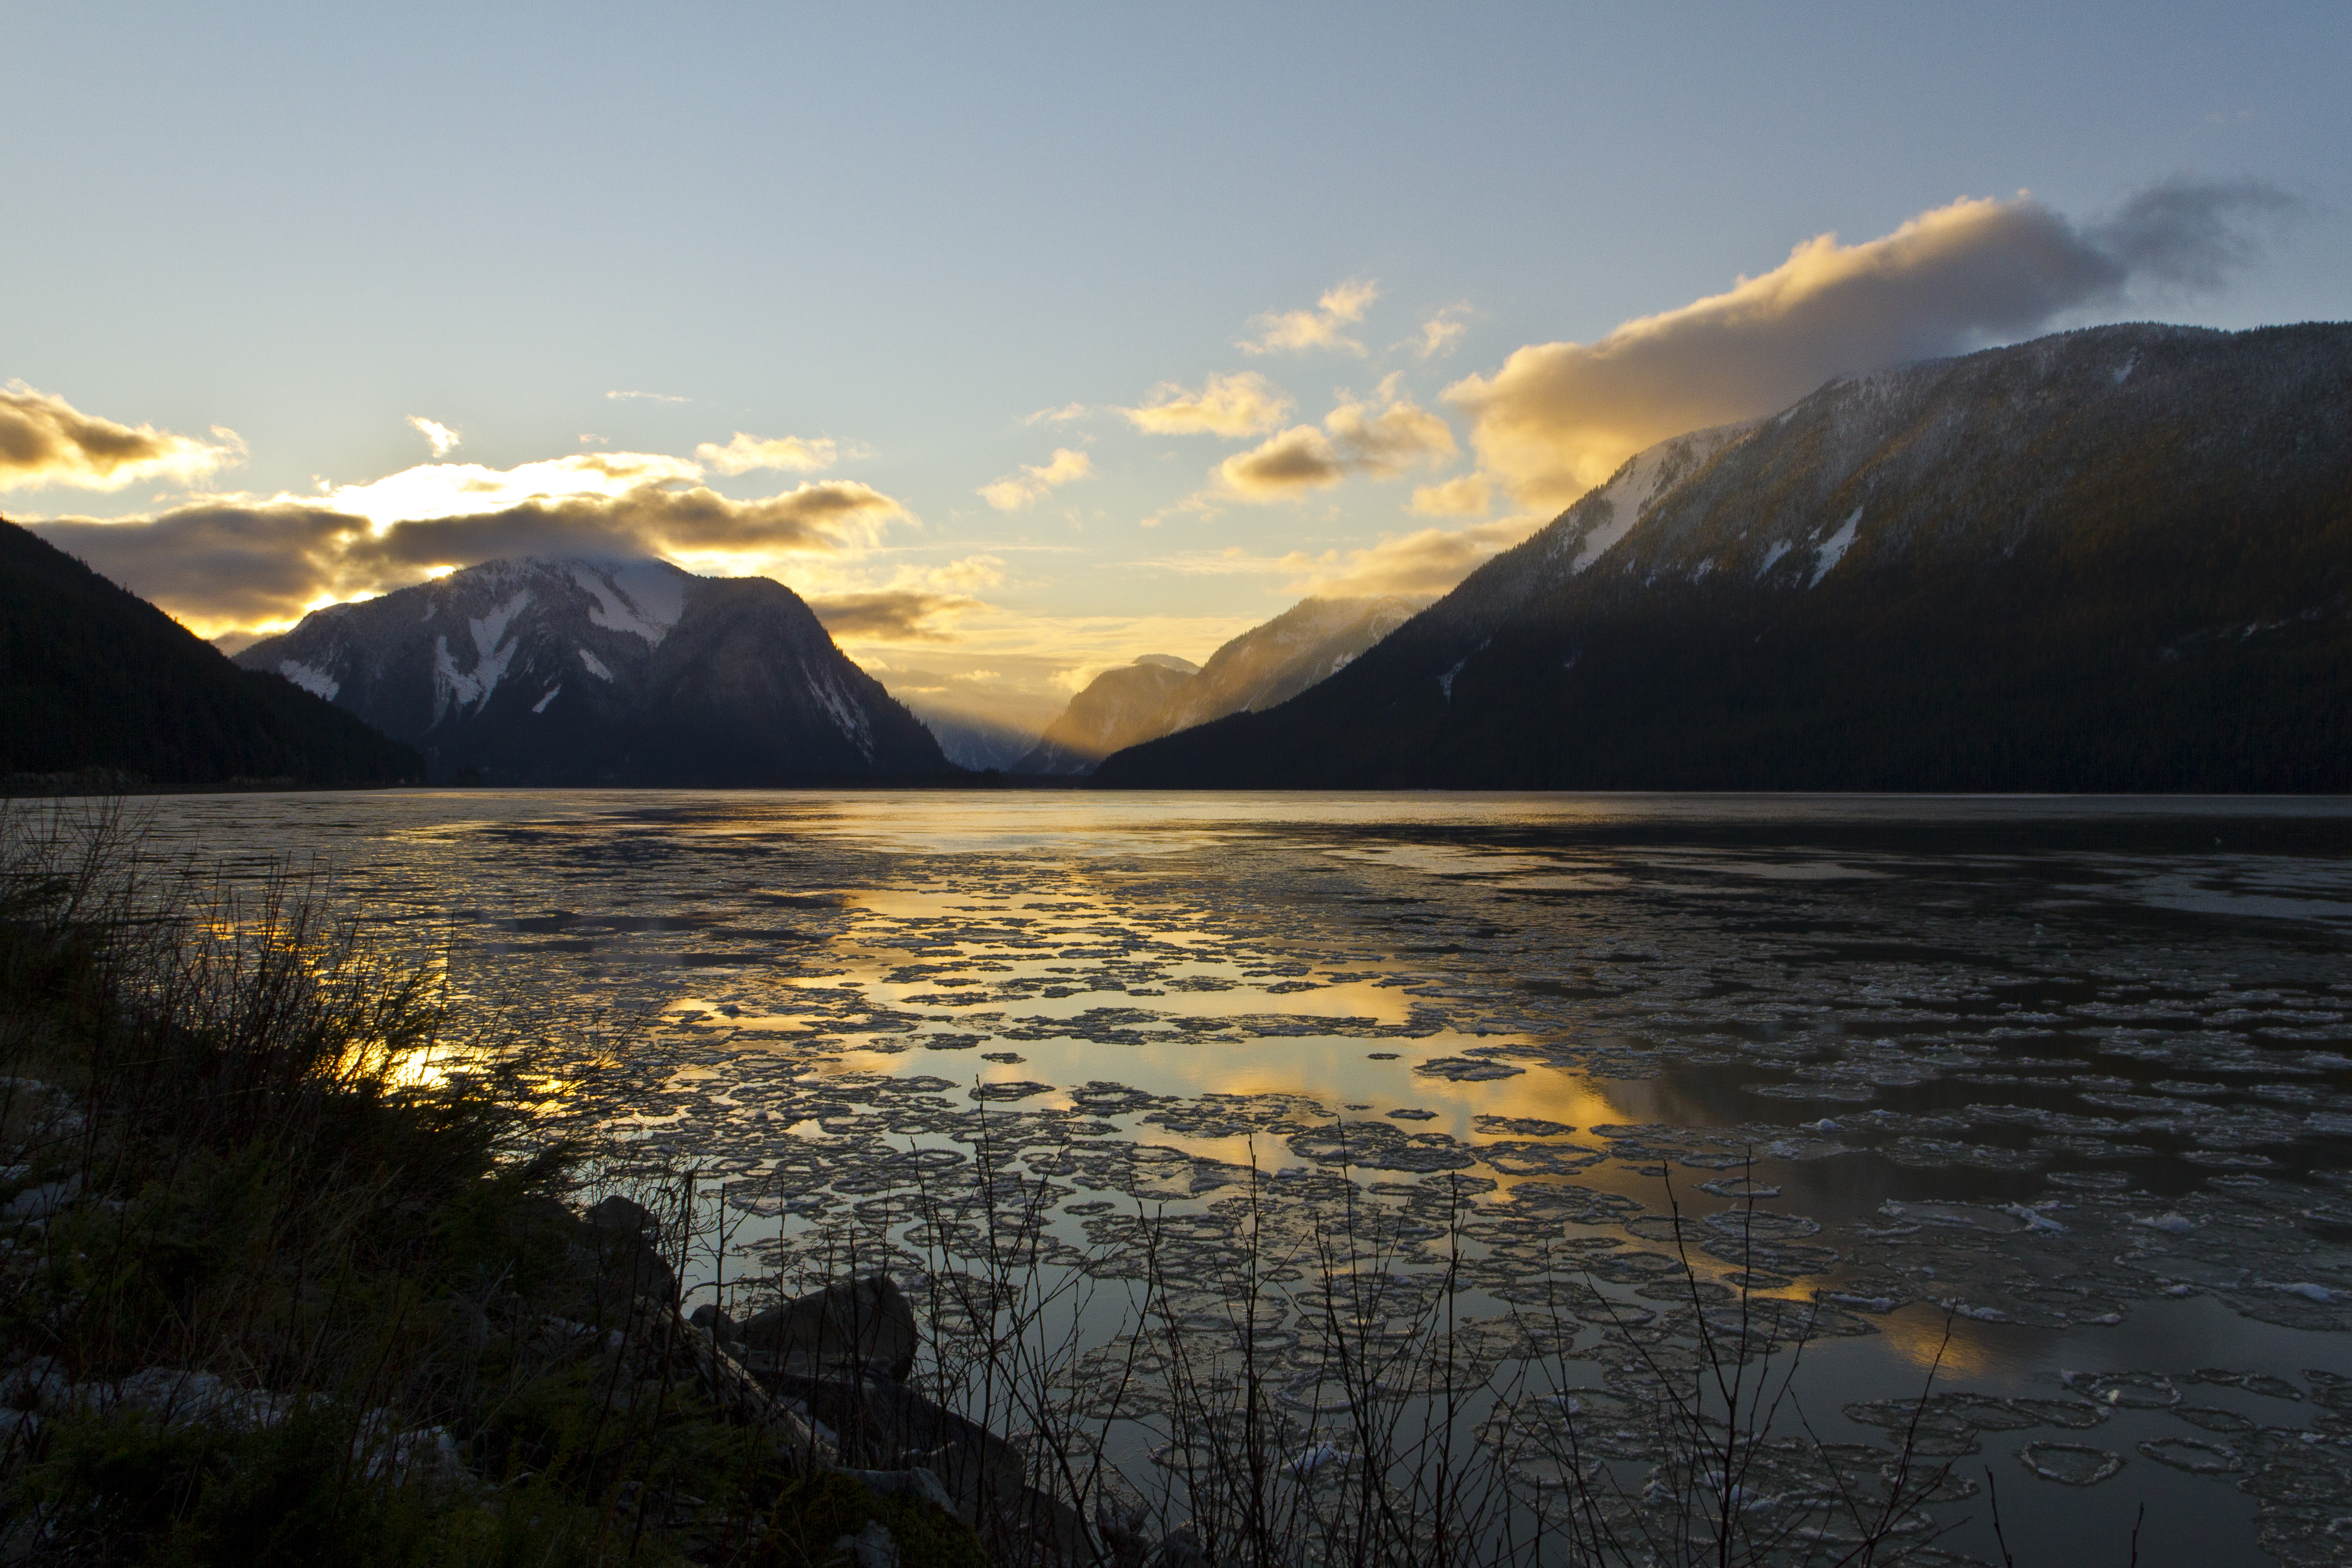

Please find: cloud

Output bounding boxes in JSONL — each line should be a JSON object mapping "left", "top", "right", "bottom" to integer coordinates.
{"left": 1021, "top": 402, "right": 1089, "bottom": 426}
{"left": 605, "top": 389, "right": 689, "bottom": 403}
{"left": 980, "top": 447, "right": 1094, "bottom": 510}
{"left": 1409, "top": 473, "right": 1493, "bottom": 516}
{"left": 29, "top": 459, "right": 912, "bottom": 634}
{"left": 2088, "top": 174, "right": 2299, "bottom": 292}
{"left": 1119, "top": 372, "right": 1293, "bottom": 438}
{"left": 322, "top": 451, "right": 705, "bottom": 525}
{"left": 1446, "top": 184, "right": 2300, "bottom": 512}
{"left": 1139, "top": 515, "right": 1541, "bottom": 600}
{"left": 805, "top": 589, "right": 975, "bottom": 642}
{"left": 1410, "top": 305, "right": 1473, "bottom": 360}
{"left": 406, "top": 416, "right": 461, "bottom": 456}
{"left": 1239, "top": 278, "right": 1381, "bottom": 356}
{"left": 1285, "top": 517, "right": 1539, "bottom": 598}
{"left": 925, "top": 554, "right": 1006, "bottom": 591}
{"left": 0, "top": 383, "right": 245, "bottom": 493}
{"left": 1215, "top": 381, "right": 1456, "bottom": 501}
{"left": 694, "top": 431, "right": 841, "bottom": 474}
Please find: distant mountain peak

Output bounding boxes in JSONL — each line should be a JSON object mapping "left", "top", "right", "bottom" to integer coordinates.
{"left": 237, "top": 555, "right": 948, "bottom": 784}
{"left": 1010, "top": 596, "right": 1427, "bottom": 775}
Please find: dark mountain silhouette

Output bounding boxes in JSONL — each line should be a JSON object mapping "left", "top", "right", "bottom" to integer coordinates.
{"left": 1098, "top": 323, "right": 2352, "bottom": 791}
{"left": 1, "top": 517, "right": 421, "bottom": 787}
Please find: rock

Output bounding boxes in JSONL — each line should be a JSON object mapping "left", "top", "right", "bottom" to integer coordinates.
{"left": 3, "top": 1176, "right": 81, "bottom": 1223}
{"left": 690, "top": 1303, "right": 743, "bottom": 1343}
{"left": 835, "top": 1519, "right": 899, "bottom": 1568}
{"left": 838, "top": 1465, "right": 956, "bottom": 1513}
{"left": 585, "top": 1195, "right": 657, "bottom": 1235}
{"left": 764, "top": 1371, "right": 1019, "bottom": 1513}
{"left": 495, "top": 1194, "right": 677, "bottom": 1325}
{"left": 742, "top": 1274, "right": 917, "bottom": 1382}
{"left": 576, "top": 1195, "right": 678, "bottom": 1309}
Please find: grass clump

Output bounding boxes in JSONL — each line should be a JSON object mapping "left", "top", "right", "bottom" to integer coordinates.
{"left": 0, "top": 804, "right": 976, "bottom": 1566}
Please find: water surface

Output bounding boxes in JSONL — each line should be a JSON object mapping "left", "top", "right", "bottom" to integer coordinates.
{"left": 133, "top": 789, "right": 2352, "bottom": 1562}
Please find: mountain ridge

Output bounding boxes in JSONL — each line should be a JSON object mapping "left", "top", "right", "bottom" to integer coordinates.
{"left": 1, "top": 517, "right": 421, "bottom": 787}
{"left": 1011, "top": 595, "right": 1425, "bottom": 774}
{"left": 1098, "top": 322, "right": 2352, "bottom": 791}
{"left": 236, "top": 556, "right": 953, "bottom": 784}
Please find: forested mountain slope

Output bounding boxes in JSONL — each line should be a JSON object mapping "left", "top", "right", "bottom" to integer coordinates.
{"left": 1098, "top": 323, "right": 2352, "bottom": 791}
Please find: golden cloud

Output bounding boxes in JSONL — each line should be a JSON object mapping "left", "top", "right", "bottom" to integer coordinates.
{"left": 980, "top": 447, "right": 1093, "bottom": 510}
{"left": 1239, "top": 278, "right": 1381, "bottom": 356}
{"left": 694, "top": 431, "right": 842, "bottom": 474}
{"left": 1119, "top": 372, "right": 1293, "bottom": 438}
{"left": 406, "top": 416, "right": 461, "bottom": 456}
{"left": 1131, "top": 514, "right": 1540, "bottom": 600}
{"left": 1284, "top": 517, "right": 1541, "bottom": 598}
{"left": 1410, "top": 305, "right": 1472, "bottom": 360}
{"left": 29, "top": 469, "right": 912, "bottom": 635}
{"left": 1216, "top": 382, "right": 1456, "bottom": 500}
{"left": 1409, "top": 473, "right": 1494, "bottom": 516}
{"left": 0, "top": 383, "right": 245, "bottom": 493}
{"left": 805, "top": 589, "right": 976, "bottom": 642}
{"left": 1443, "top": 186, "right": 2291, "bottom": 513}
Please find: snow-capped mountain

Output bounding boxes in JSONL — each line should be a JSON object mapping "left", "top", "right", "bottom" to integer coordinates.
{"left": 1100, "top": 322, "right": 2352, "bottom": 791}
{"left": 1010, "top": 597, "right": 1426, "bottom": 775}
{"left": 235, "top": 557, "right": 951, "bottom": 783}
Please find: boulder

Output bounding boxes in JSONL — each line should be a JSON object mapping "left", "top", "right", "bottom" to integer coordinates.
{"left": 580, "top": 1195, "right": 678, "bottom": 1307}
{"left": 741, "top": 1273, "right": 917, "bottom": 1382}
{"left": 494, "top": 1193, "right": 677, "bottom": 1326}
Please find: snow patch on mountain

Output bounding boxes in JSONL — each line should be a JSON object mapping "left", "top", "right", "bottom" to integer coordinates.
{"left": 1810, "top": 508, "right": 1862, "bottom": 588}
{"left": 809, "top": 671, "right": 877, "bottom": 757}
{"left": 278, "top": 661, "right": 340, "bottom": 701}
{"left": 578, "top": 647, "right": 613, "bottom": 681}
{"left": 571, "top": 561, "right": 684, "bottom": 646}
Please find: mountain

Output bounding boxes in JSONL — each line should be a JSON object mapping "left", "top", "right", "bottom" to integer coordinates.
{"left": 234, "top": 557, "right": 952, "bottom": 784}
{"left": 1009, "top": 596, "right": 1426, "bottom": 775}
{"left": 1098, "top": 323, "right": 2352, "bottom": 791}
{"left": 0, "top": 517, "right": 420, "bottom": 787}
{"left": 1163, "top": 596, "right": 1426, "bottom": 733}
{"left": 900, "top": 702, "right": 1052, "bottom": 773}
{"left": 1013, "top": 657, "right": 1198, "bottom": 775}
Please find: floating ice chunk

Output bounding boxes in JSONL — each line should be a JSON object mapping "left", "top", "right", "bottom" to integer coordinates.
{"left": 2259, "top": 1281, "right": 2341, "bottom": 1304}
{"left": 1286, "top": 1441, "right": 1348, "bottom": 1478}
{"left": 1999, "top": 1203, "right": 2069, "bottom": 1233}
{"left": 2135, "top": 1212, "right": 2196, "bottom": 1235}
{"left": 2019, "top": 1443, "right": 2125, "bottom": 1486}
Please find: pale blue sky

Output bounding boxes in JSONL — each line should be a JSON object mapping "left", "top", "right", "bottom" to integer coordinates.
{"left": 4, "top": 2, "right": 2343, "bottom": 714}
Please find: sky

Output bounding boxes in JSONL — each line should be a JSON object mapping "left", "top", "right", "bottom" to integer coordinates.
{"left": 4, "top": 2, "right": 2345, "bottom": 730}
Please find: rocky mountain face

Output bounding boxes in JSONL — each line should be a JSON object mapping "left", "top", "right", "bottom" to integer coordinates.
{"left": 1, "top": 517, "right": 420, "bottom": 787}
{"left": 235, "top": 557, "right": 951, "bottom": 784}
{"left": 1099, "top": 323, "right": 2352, "bottom": 791}
{"left": 1013, "top": 657, "right": 1198, "bottom": 775}
{"left": 1011, "top": 597, "right": 1425, "bottom": 774}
